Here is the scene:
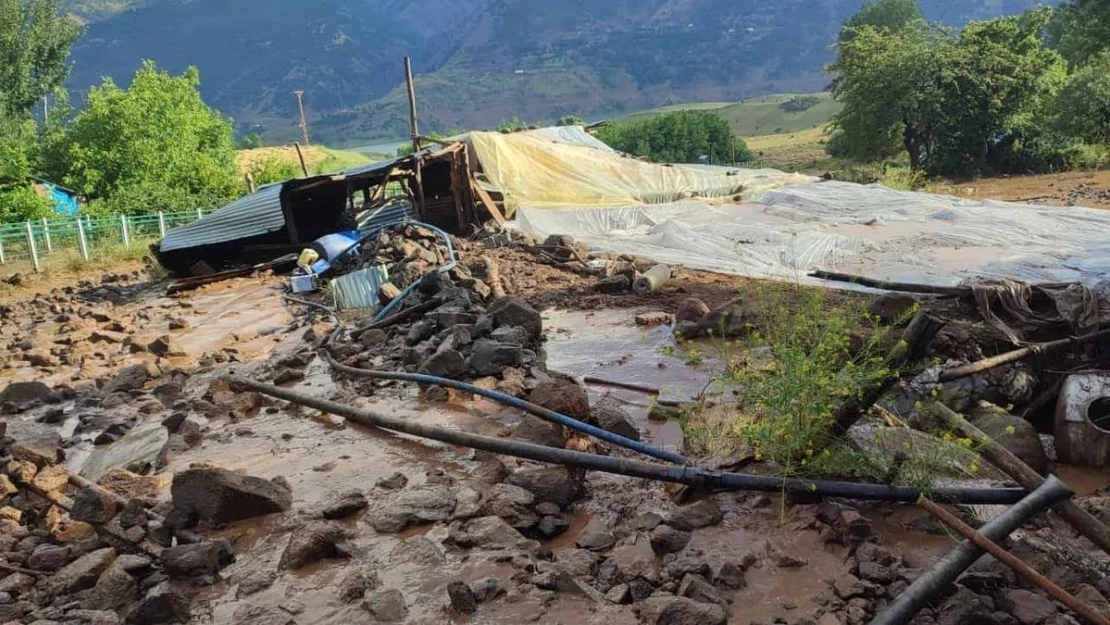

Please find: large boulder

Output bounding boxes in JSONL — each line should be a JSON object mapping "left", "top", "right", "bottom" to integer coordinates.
{"left": 489, "top": 298, "right": 542, "bottom": 342}
{"left": 970, "top": 402, "right": 1048, "bottom": 475}
{"left": 468, "top": 341, "right": 523, "bottom": 376}
{"left": 592, "top": 397, "right": 640, "bottom": 441}
{"left": 0, "top": 381, "right": 55, "bottom": 411}
{"left": 103, "top": 363, "right": 160, "bottom": 394}
{"left": 170, "top": 467, "right": 292, "bottom": 526}
{"left": 367, "top": 485, "right": 456, "bottom": 533}
{"left": 280, "top": 521, "right": 352, "bottom": 569}
{"left": 83, "top": 562, "right": 137, "bottom": 610}
{"left": 529, "top": 379, "right": 590, "bottom": 420}
{"left": 45, "top": 547, "right": 116, "bottom": 596}
{"left": 506, "top": 467, "right": 584, "bottom": 506}
{"left": 636, "top": 596, "right": 727, "bottom": 625}
{"left": 478, "top": 484, "right": 537, "bottom": 530}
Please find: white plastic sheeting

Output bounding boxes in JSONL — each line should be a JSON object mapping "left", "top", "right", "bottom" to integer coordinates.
{"left": 516, "top": 181, "right": 1110, "bottom": 287}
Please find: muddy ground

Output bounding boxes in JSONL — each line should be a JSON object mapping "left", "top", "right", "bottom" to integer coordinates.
{"left": 1, "top": 239, "right": 1109, "bottom": 625}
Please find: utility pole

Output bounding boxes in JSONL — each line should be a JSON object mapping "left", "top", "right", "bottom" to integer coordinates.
{"left": 404, "top": 57, "right": 420, "bottom": 155}
{"left": 43, "top": 95, "right": 48, "bottom": 125}
{"left": 293, "top": 90, "right": 310, "bottom": 146}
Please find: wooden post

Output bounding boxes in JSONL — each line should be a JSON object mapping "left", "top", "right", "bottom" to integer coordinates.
{"left": 120, "top": 214, "right": 130, "bottom": 247}
{"left": 41, "top": 217, "right": 52, "bottom": 253}
{"left": 245, "top": 172, "right": 257, "bottom": 194}
{"left": 158, "top": 212, "right": 167, "bottom": 238}
{"left": 0, "top": 235, "right": 6, "bottom": 264}
{"left": 293, "top": 90, "right": 309, "bottom": 146}
{"left": 404, "top": 56, "right": 420, "bottom": 156}
{"left": 294, "top": 142, "right": 309, "bottom": 177}
{"left": 196, "top": 207, "right": 203, "bottom": 220}
{"left": 76, "top": 217, "right": 89, "bottom": 260}
{"left": 25, "top": 222, "right": 40, "bottom": 272}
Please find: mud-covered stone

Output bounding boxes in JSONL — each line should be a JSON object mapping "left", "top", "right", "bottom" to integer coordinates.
{"left": 529, "top": 379, "right": 590, "bottom": 420}
{"left": 448, "top": 516, "right": 528, "bottom": 550}
{"left": 83, "top": 563, "right": 137, "bottom": 610}
{"left": 45, "top": 547, "right": 116, "bottom": 596}
{"left": 170, "top": 467, "right": 292, "bottom": 526}
{"left": 70, "top": 487, "right": 118, "bottom": 524}
{"left": 319, "top": 490, "right": 368, "bottom": 520}
{"left": 678, "top": 573, "right": 726, "bottom": 609}
{"left": 337, "top": 568, "right": 380, "bottom": 603}
{"left": 0, "top": 381, "right": 54, "bottom": 411}
{"left": 27, "top": 545, "right": 71, "bottom": 572}
{"left": 448, "top": 581, "right": 477, "bottom": 614}
{"left": 489, "top": 298, "right": 542, "bottom": 341}
{"left": 388, "top": 536, "right": 445, "bottom": 566}
{"left": 235, "top": 571, "right": 275, "bottom": 598}
{"left": 368, "top": 484, "right": 456, "bottom": 533}
{"left": 161, "top": 542, "right": 222, "bottom": 578}
{"left": 510, "top": 417, "right": 567, "bottom": 450}
{"left": 1003, "top": 589, "right": 1057, "bottom": 625}
{"left": 479, "top": 483, "right": 537, "bottom": 530}
{"left": 650, "top": 525, "right": 692, "bottom": 556}
{"left": 592, "top": 397, "right": 640, "bottom": 441}
{"left": 364, "top": 588, "right": 408, "bottom": 622}
{"left": 375, "top": 472, "right": 408, "bottom": 490}
{"left": 715, "top": 560, "right": 747, "bottom": 589}
{"left": 126, "top": 584, "right": 190, "bottom": 625}
{"left": 147, "top": 335, "right": 186, "bottom": 358}
{"left": 280, "top": 521, "right": 352, "bottom": 569}
{"left": 637, "top": 595, "right": 727, "bottom": 625}
{"left": 538, "top": 515, "right": 571, "bottom": 538}
{"left": 675, "top": 298, "right": 711, "bottom": 324}
{"left": 468, "top": 340, "right": 523, "bottom": 376}
{"left": 506, "top": 467, "right": 584, "bottom": 506}
{"left": 230, "top": 603, "right": 295, "bottom": 625}
{"left": 420, "top": 350, "right": 469, "bottom": 378}
{"left": 970, "top": 402, "right": 1048, "bottom": 475}
{"left": 665, "top": 498, "right": 723, "bottom": 531}
{"left": 470, "top": 577, "right": 504, "bottom": 603}
{"left": 103, "top": 364, "right": 157, "bottom": 394}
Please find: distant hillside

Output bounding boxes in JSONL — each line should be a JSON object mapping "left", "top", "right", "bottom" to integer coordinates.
{"left": 66, "top": 0, "right": 1058, "bottom": 145}
{"left": 624, "top": 93, "right": 843, "bottom": 137}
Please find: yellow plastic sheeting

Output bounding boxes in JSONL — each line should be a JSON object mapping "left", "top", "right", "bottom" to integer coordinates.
{"left": 465, "top": 129, "right": 811, "bottom": 217}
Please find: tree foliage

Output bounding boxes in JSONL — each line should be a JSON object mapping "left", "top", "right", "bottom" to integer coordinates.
{"left": 1051, "top": 52, "right": 1110, "bottom": 145}
{"left": 556, "top": 115, "right": 585, "bottom": 127}
{"left": 829, "top": 4, "right": 1068, "bottom": 176}
{"left": 596, "top": 111, "right": 752, "bottom": 164}
{"left": 839, "top": 0, "right": 923, "bottom": 42}
{"left": 51, "top": 61, "right": 239, "bottom": 213}
{"left": 1049, "top": 0, "right": 1110, "bottom": 68}
{"left": 0, "top": 0, "right": 82, "bottom": 115}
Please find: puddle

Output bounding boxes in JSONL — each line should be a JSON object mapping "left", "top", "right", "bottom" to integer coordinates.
{"left": 1050, "top": 463, "right": 1110, "bottom": 496}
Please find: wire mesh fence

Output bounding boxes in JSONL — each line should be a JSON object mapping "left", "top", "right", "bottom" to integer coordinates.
{"left": 0, "top": 210, "right": 206, "bottom": 270}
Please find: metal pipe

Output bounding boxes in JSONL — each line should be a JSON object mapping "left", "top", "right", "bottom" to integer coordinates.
{"left": 869, "top": 476, "right": 1073, "bottom": 625}
{"left": 228, "top": 376, "right": 1029, "bottom": 505}
{"left": 326, "top": 355, "right": 688, "bottom": 464}
{"left": 918, "top": 495, "right": 1110, "bottom": 625}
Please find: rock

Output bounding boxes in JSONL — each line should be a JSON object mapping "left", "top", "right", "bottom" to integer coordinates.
{"left": 650, "top": 525, "right": 692, "bottom": 556}
{"left": 470, "top": 577, "right": 505, "bottom": 602}
{"left": 83, "top": 563, "right": 137, "bottom": 610}
{"left": 665, "top": 499, "right": 723, "bottom": 531}
{"left": 675, "top": 298, "right": 711, "bottom": 324}
{"left": 103, "top": 364, "right": 157, "bottom": 394}
{"left": 147, "top": 336, "right": 185, "bottom": 358}
{"left": 630, "top": 512, "right": 664, "bottom": 531}
{"left": 479, "top": 483, "right": 537, "bottom": 529}
{"left": 773, "top": 552, "right": 808, "bottom": 568}
{"left": 272, "top": 368, "right": 304, "bottom": 385}
{"left": 868, "top": 292, "right": 919, "bottom": 323}
{"left": 529, "top": 379, "right": 590, "bottom": 420}
{"left": 970, "top": 402, "right": 1049, "bottom": 475}
{"left": 833, "top": 574, "right": 865, "bottom": 599}
{"left": 857, "top": 562, "right": 894, "bottom": 584}
{"left": 230, "top": 604, "right": 295, "bottom": 625}
{"left": 167, "top": 317, "right": 190, "bottom": 330}
{"left": 161, "top": 542, "right": 222, "bottom": 578}
{"left": 27, "top": 545, "right": 71, "bottom": 572}
{"left": 45, "top": 548, "right": 116, "bottom": 596}
{"left": 448, "top": 581, "right": 478, "bottom": 614}
{"left": 511, "top": 416, "right": 567, "bottom": 449}
{"left": 70, "top": 487, "right": 118, "bottom": 524}
{"left": 606, "top": 583, "right": 632, "bottom": 604}
{"left": 67, "top": 610, "right": 121, "bottom": 625}
{"left": 125, "top": 584, "right": 190, "bottom": 625}
{"left": 338, "top": 569, "right": 379, "bottom": 603}
{"left": 817, "top": 503, "right": 875, "bottom": 547}
{"left": 376, "top": 472, "right": 408, "bottom": 490}
{"left": 0, "top": 572, "right": 35, "bottom": 595}
{"left": 118, "top": 500, "right": 148, "bottom": 529}
{"left": 637, "top": 596, "right": 727, "bottom": 625}
{"left": 368, "top": 484, "right": 456, "bottom": 533}
{"left": 1074, "top": 585, "right": 1109, "bottom": 616}
{"left": 0, "top": 474, "right": 16, "bottom": 497}
{"left": 715, "top": 561, "right": 747, "bottom": 589}
{"left": 555, "top": 548, "right": 597, "bottom": 578}
{"left": 596, "top": 275, "right": 631, "bottom": 293}
{"left": 364, "top": 589, "right": 408, "bottom": 622}
{"left": 80, "top": 420, "right": 170, "bottom": 482}
{"left": 663, "top": 549, "right": 711, "bottom": 580}
{"left": 489, "top": 298, "right": 543, "bottom": 342}
{"left": 449, "top": 516, "right": 529, "bottom": 550}
{"left": 420, "top": 350, "right": 469, "bottom": 378}
{"left": 1004, "top": 589, "right": 1057, "bottom": 625}
{"left": 538, "top": 515, "right": 571, "bottom": 538}
{"left": 0, "top": 381, "right": 54, "bottom": 410}
{"left": 236, "top": 571, "right": 275, "bottom": 597}
{"left": 30, "top": 465, "right": 70, "bottom": 492}
{"left": 319, "top": 490, "right": 368, "bottom": 519}
{"left": 389, "top": 536, "right": 445, "bottom": 566}
{"left": 576, "top": 519, "right": 616, "bottom": 551}
{"left": 468, "top": 340, "right": 523, "bottom": 376}
{"left": 170, "top": 467, "right": 292, "bottom": 526}
{"left": 280, "top": 521, "right": 352, "bottom": 569}
{"left": 629, "top": 578, "right": 655, "bottom": 602}
{"left": 678, "top": 573, "right": 726, "bottom": 609}
{"left": 593, "top": 397, "right": 640, "bottom": 441}
{"left": 635, "top": 312, "right": 674, "bottom": 327}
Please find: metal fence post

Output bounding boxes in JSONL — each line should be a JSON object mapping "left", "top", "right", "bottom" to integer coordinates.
{"left": 158, "top": 211, "right": 166, "bottom": 238}
{"left": 120, "top": 214, "right": 130, "bottom": 247}
{"left": 0, "top": 235, "right": 6, "bottom": 264}
{"left": 25, "top": 222, "right": 40, "bottom": 272}
{"left": 195, "top": 207, "right": 203, "bottom": 220}
{"left": 76, "top": 217, "right": 89, "bottom": 260}
{"left": 42, "top": 217, "right": 52, "bottom": 253}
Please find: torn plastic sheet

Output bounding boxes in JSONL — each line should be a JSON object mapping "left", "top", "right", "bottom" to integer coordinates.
{"left": 516, "top": 180, "right": 1110, "bottom": 288}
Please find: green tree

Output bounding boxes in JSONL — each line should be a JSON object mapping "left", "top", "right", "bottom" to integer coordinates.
{"left": 1049, "top": 0, "right": 1110, "bottom": 68}
{"left": 1051, "top": 51, "right": 1110, "bottom": 145}
{"left": 0, "top": 0, "right": 83, "bottom": 115}
{"left": 556, "top": 115, "right": 585, "bottom": 127}
{"left": 0, "top": 113, "right": 52, "bottom": 221}
{"left": 247, "top": 155, "right": 301, "bottom": 186}
{"left": 595, "top": 111, "right": 752, "bottom": 164}
{"left": 237, "top": 133, "right": 263, "bottom": 149}
{"left": 52, "top": 61, "right": 239, "bottom": 213}
{"left": 839, "top": 0, "right": 923, "bottom": 42}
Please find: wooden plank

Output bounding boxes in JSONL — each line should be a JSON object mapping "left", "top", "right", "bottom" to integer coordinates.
{"left": 471, "top": 177, "right": 506, "bottom": 226}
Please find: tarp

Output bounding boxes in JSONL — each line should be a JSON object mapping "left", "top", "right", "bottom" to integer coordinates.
{"left": 465, "top": 128, "right": 811, "bottom": 217}
{"left": 466, "top": 126, "right": 1110, "bottom": 288}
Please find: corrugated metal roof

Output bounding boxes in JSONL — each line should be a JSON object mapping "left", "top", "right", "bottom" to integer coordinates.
{"left": 160, "top": 183, "right": 285, "bottom": 253}
{"left": 357, "top": 198, "right": 418, "bottom": 234}
{"left": 332, "top": 265, "right": 389, "bottom": 311}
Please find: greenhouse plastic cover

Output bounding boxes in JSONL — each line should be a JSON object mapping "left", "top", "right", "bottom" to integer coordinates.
{"left": 466, "top": 128, "right": 1110, "bottom": 287}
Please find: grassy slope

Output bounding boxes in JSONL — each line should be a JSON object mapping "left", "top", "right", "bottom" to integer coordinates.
{"left": 234, "top": 145, "right": 381, "bottom": 176}
{"left": 620, "top": 92, "right": 842, "bottom": 138}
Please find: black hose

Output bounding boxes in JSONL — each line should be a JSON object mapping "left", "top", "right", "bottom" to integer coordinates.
{"left": 227, "top": 376, "right": 1029, "bottom": 505}
{"left": 869, "top": 476, "right": 1072, "bottom": 625}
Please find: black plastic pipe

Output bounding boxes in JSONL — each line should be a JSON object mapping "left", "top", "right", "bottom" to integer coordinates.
{"left": 228, "top": 376, "right": 1029, "bottom": 505}
{"left": 869, "top": 475, "right": 1073, "bottom": 625}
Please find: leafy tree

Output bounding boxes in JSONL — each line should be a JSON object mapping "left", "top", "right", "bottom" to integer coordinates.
{"left": 51, "top": 61, "right": 239, "bottom": 213}
{"left": 556, "top": 115, "right": 585, "bottom": 126}
{"left": 1049, "top": 0, "right": 1110, "bottom": 68}
{"left": 838, "top": 0, "right": 923, "bottom": 43}
{"left": 1051, "top": 52, "right": 1110, "bottom": 145}
{"left": 0, "top": 0, "right": 83, "bottom": 115}
{"left": 237, "top": 133, "right": 263, "bottom": 149}
{"left": 0, "top": 113, "right": 53, "bottom": 221}
{"left": 595, "top": 111, "right": 752, "bottom": 164}
{"left": 247, "top": 155, "right": 301, "bottom": 186}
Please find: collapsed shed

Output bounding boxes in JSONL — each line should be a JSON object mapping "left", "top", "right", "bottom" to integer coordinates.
{"left": 156, "top": 143, "right": 480, "bottom": 274}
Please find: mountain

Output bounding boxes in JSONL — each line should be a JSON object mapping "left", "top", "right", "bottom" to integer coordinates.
{"left": 66, "top": 0, "right": 1056, "bottom": 145}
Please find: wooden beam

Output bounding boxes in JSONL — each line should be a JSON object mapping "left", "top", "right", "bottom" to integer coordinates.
{"left": 405, "top": 56, "right": 420, "bottom": 155}
{"left": 471, "top": 177, "right": 506, "bottom": 227}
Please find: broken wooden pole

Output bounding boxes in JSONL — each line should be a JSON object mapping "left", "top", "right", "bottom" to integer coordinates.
{"left": 926, "top": 402, "right": 1110, "bottom": 556}
{"left": 937, "top": 328, "right": 1110, "bottom": 382}
{"left": 294, "top": 142, "right": 309, "bottom": 177}
{"left": 918, "top": 495, "right": 1110, "bottom": 625}
{"left": 404, "top": 56, "right": 420, "bottom": 155}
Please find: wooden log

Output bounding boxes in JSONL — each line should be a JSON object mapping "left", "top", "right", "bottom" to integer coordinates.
{"left": 471, "top": 178, "right": 506, "bottom": 227}
{"left": 378, "top": 282, "right": 402, "bottom": 305}
{"left": 919, "top": 495, "right": 1110, "bottom": 625}
{"left": 809, "top": 270, "right": 965, "bottom": 295}
{"left": 927, "top": 402, "right": 1110, "bottom": 556}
